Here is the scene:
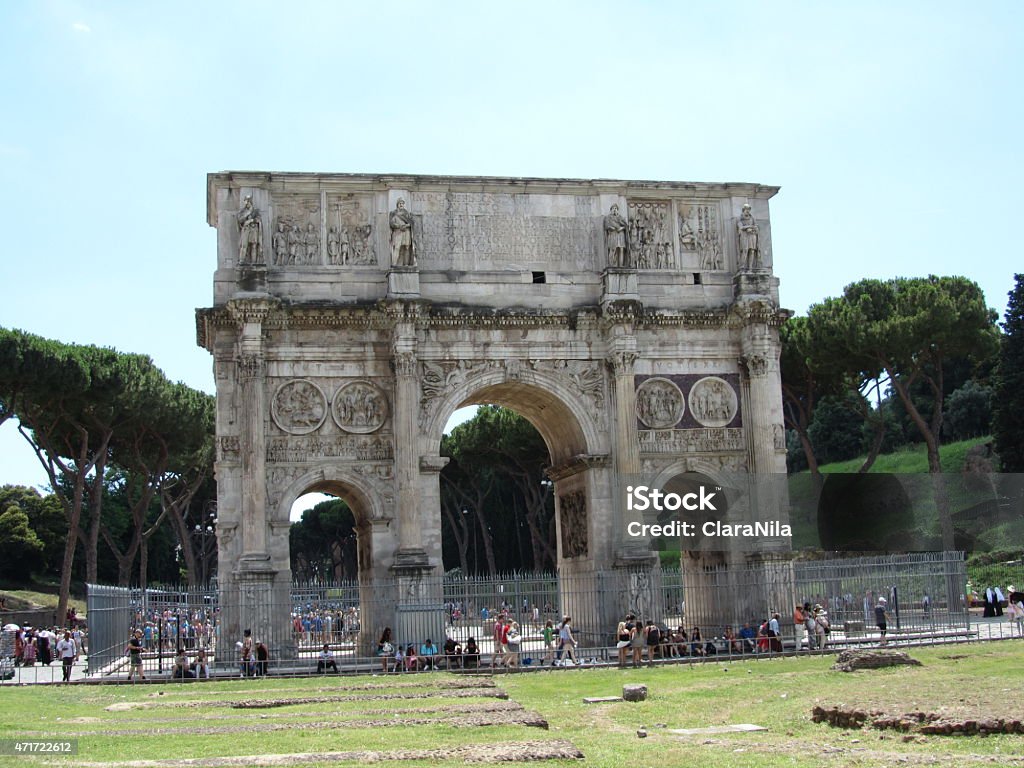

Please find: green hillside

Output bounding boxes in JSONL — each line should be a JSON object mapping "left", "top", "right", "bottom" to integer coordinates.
{"left": 786, "top": 436, "right": 1023, "bottom": 555}
{"left": 811, "top": 436, "right": 993, "bottom": 475}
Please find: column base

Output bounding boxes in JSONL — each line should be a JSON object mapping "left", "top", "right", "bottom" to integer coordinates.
{"left": 387, "top": 268, "right": 420, "bottom": 298}
{"left": 732, "top": 270, "right": 775, "bottom": 298}
{"left": 236, "top": 265, "right": 269, "bottom": 294}
{"left": 613, "top": 547, "right": 659, "bottom": 568}
{"left": 601, "top": 268, "right": 640, "bottom": 309}
{"left": 391, "top": 548, "right": 431, "bottom": 570}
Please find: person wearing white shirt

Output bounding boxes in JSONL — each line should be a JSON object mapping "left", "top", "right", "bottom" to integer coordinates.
{"left": 317, "top": 643, "right": 338, "bottom": 673}
{"left": 56, "top": 631, "right": 77, "bottom": 683}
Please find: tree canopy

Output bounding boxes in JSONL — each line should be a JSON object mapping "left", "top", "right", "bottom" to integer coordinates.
{"left": 993, "top": 274, "right": 1024, "bottom": 472}
{"left": 0, "top": 327, "right": 214, "bottom": 618}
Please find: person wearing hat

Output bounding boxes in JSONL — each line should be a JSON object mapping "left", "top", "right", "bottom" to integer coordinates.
{"left": 813, "top": 605, "right": 830, "bottom": 650}
{"left": 874, "top": 596, "right": 889, "bottom": 645}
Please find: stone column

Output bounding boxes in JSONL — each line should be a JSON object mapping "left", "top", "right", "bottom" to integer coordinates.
{"left": 741, "top": 351, "right": 775, "bottom": 476}
{"left": 608, "top": 336, "right": 646, "bottom": 560}
{"left": 223, "top": 297, "right": 285, "bottom": 663}
{"left": 227, "top": 298, "right": 277, "bottom": 557}
{"left": 391, "top": 321, "right": 427, "bottom": 565}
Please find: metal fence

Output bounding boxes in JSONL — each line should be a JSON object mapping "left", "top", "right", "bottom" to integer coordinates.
{"left": 83, "top": 584, "right": 133, "bottom": 675}
{"left": 69, "top": 551, "right": 985, "bottom": 681}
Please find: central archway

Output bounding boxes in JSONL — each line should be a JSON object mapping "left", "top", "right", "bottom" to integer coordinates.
{"left": 420, "top": 375, "right": 615, "bottom": 647}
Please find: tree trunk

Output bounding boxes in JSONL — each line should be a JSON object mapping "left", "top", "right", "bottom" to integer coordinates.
{"left": 888, "top": 367, "right": 953, "bottom": 547}
{"left": 21, "top": 423, "right": 106, "bottom": 626}
{"left": 84, "top": 450, "right": 108, "bottom": 586}
{"left": 857, "top": 416, "right": 887, "bottom": 474}
{"left": 101, "top": 527, "right": 135, "bottom": 587}
{"left": 477, "top": 509, "right": 497, "bottom": 576}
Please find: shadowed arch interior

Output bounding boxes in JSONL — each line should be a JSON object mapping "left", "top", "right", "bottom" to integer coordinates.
{"left": 455, "top": 382, "right": 589, "bottom": 466}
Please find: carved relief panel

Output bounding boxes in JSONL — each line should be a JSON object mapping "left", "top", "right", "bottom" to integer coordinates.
{"left": 558, "top": 491, "right": 588, "bottom": 559}
{"left": 688, "top": 376, "right": 738, "bottom": 428}
{"left": 271, "top": 380, "right": 328, "bottom": 435}
{"left": 677, "top": 202, "right": 723, "bottom": 270}
{"left": 627, "top": 200, "right": 675, "bottom": 269}
{"left": 635, "top": 377, "right": 685, "bottom": 429}
{"left": 331, "top": 381, "right": 389, "bottom": 434}
{"left": 271, "top": 195, "right": 321, "bottom": 267}
{"left": 326, "top": 194, "right": 376, "bottom": 265}
{"left": 634, "top": 373, "right": 742, "bottom": 454}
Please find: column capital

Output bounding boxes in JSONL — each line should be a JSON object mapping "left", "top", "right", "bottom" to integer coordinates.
{"left": 740, "top": 352, "right": 771, "bottom": 378}
{"left": 226, "top": 297, "right": 279, "bottom": 327}
{"left": 236, "top": 352, "right": 264, "bottom": 381}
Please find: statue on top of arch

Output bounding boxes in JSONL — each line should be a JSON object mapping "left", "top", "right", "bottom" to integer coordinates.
{"left": 237, "top": 195, "right": 264, "bottom": 266}
{"left": 389, "top": 198, "right": 416, "bottom": 267}
{"left": 604, "top": 203, "right": 630, "bottom": 268}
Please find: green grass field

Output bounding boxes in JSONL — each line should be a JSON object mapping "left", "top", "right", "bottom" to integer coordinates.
{"left": 1, "top": 643, "right": 1021, "bottom": 767}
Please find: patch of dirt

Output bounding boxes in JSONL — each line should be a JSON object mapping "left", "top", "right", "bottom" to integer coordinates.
{"left": 144, "top": 678, "right": 499, "bottom": 699}
{"left": 813, "top": 705, "right": 1024, "bottom": 736}
{"left": 73, "top": 701, "right": 525, "bottom": 726}
{"left": 114, "top": 687, "right": 508, "bottom": 711}
{"left": 231, "top": 688, "right": 509, "bottom": 709}
{"left": 70, "top": 739, "right": 584, "bottom": 766}
{"left": 41, "top": 709, "right": 549, "bottom": 738}
{"left": 831, "top": 649, "right": 923, "bottom": 672}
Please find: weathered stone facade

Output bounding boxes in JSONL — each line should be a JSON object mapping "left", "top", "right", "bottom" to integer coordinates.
{"left": 196, "top": 172, "right": 790, "bottom": 653}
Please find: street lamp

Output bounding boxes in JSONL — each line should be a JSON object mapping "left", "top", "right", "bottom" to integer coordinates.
{"left": 193, "top": 507, "right": 217, "bottom": 587}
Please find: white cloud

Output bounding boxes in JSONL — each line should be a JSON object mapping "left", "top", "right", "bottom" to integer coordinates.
{"left": 72, "top": 21, "right": 91, "bottom": 33}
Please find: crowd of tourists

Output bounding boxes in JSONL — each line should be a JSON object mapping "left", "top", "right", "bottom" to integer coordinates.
{"left": 130, "top": 607, "right": 218, "bottom": 652}
{"left": 290, "top": 606, "right": 360, "bottom": 647}
{"left": 3, "top": 624, "right": 86, "bottom": 682}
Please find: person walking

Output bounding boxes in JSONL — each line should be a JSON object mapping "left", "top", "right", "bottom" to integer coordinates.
{"left": 56, "top": 631, "right": 77, "bottom": 683}
{"left": 559, "top": 617, "right": 578, "bottom": 666}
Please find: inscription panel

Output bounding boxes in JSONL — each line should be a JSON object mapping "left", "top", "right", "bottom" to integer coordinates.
{"left": 410, "top": 192, "right": 599, "bottom": 270}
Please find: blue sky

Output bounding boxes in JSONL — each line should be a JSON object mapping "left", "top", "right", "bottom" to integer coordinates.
{"left": 1, "top": 1, "right": 1021, "bottom": 495}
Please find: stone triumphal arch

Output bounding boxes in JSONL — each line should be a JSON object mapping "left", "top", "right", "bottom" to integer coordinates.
{"left": 197, "top": 173, "right": 790, "bottom": 655}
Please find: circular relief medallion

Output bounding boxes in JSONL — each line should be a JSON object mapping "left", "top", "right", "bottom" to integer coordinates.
{"left": 635, "top": 377, "right": 685, "bottom": 429}
{"left": 688, "top": 376, "right": 738, "bottom": 428}
{"left": 332, "top": 381, "right": 389, "bottom": 434}
{"left": 271, "top": 379, "right": 327, "bottom": 435}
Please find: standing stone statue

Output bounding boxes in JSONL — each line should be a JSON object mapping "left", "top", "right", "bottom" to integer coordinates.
{"left": 272, "top": 221, "right": 288, "bottom": 265}
{"left": 304, "top": 222, "right": 320, "bottom": 264}
{"left": 736, "top": 203, "right": 760, "bottom": 271}
{"left": 287, "top": 225, "right": 302, "bottom": 265}
{"left": 389, "top": 198, "right": 416, "bottom": 267}
{"left": 604, "top": 204, "right": 629, "bottom": 268}
{"left": 236, "top": 195, "right": 264, "bottom": 265}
